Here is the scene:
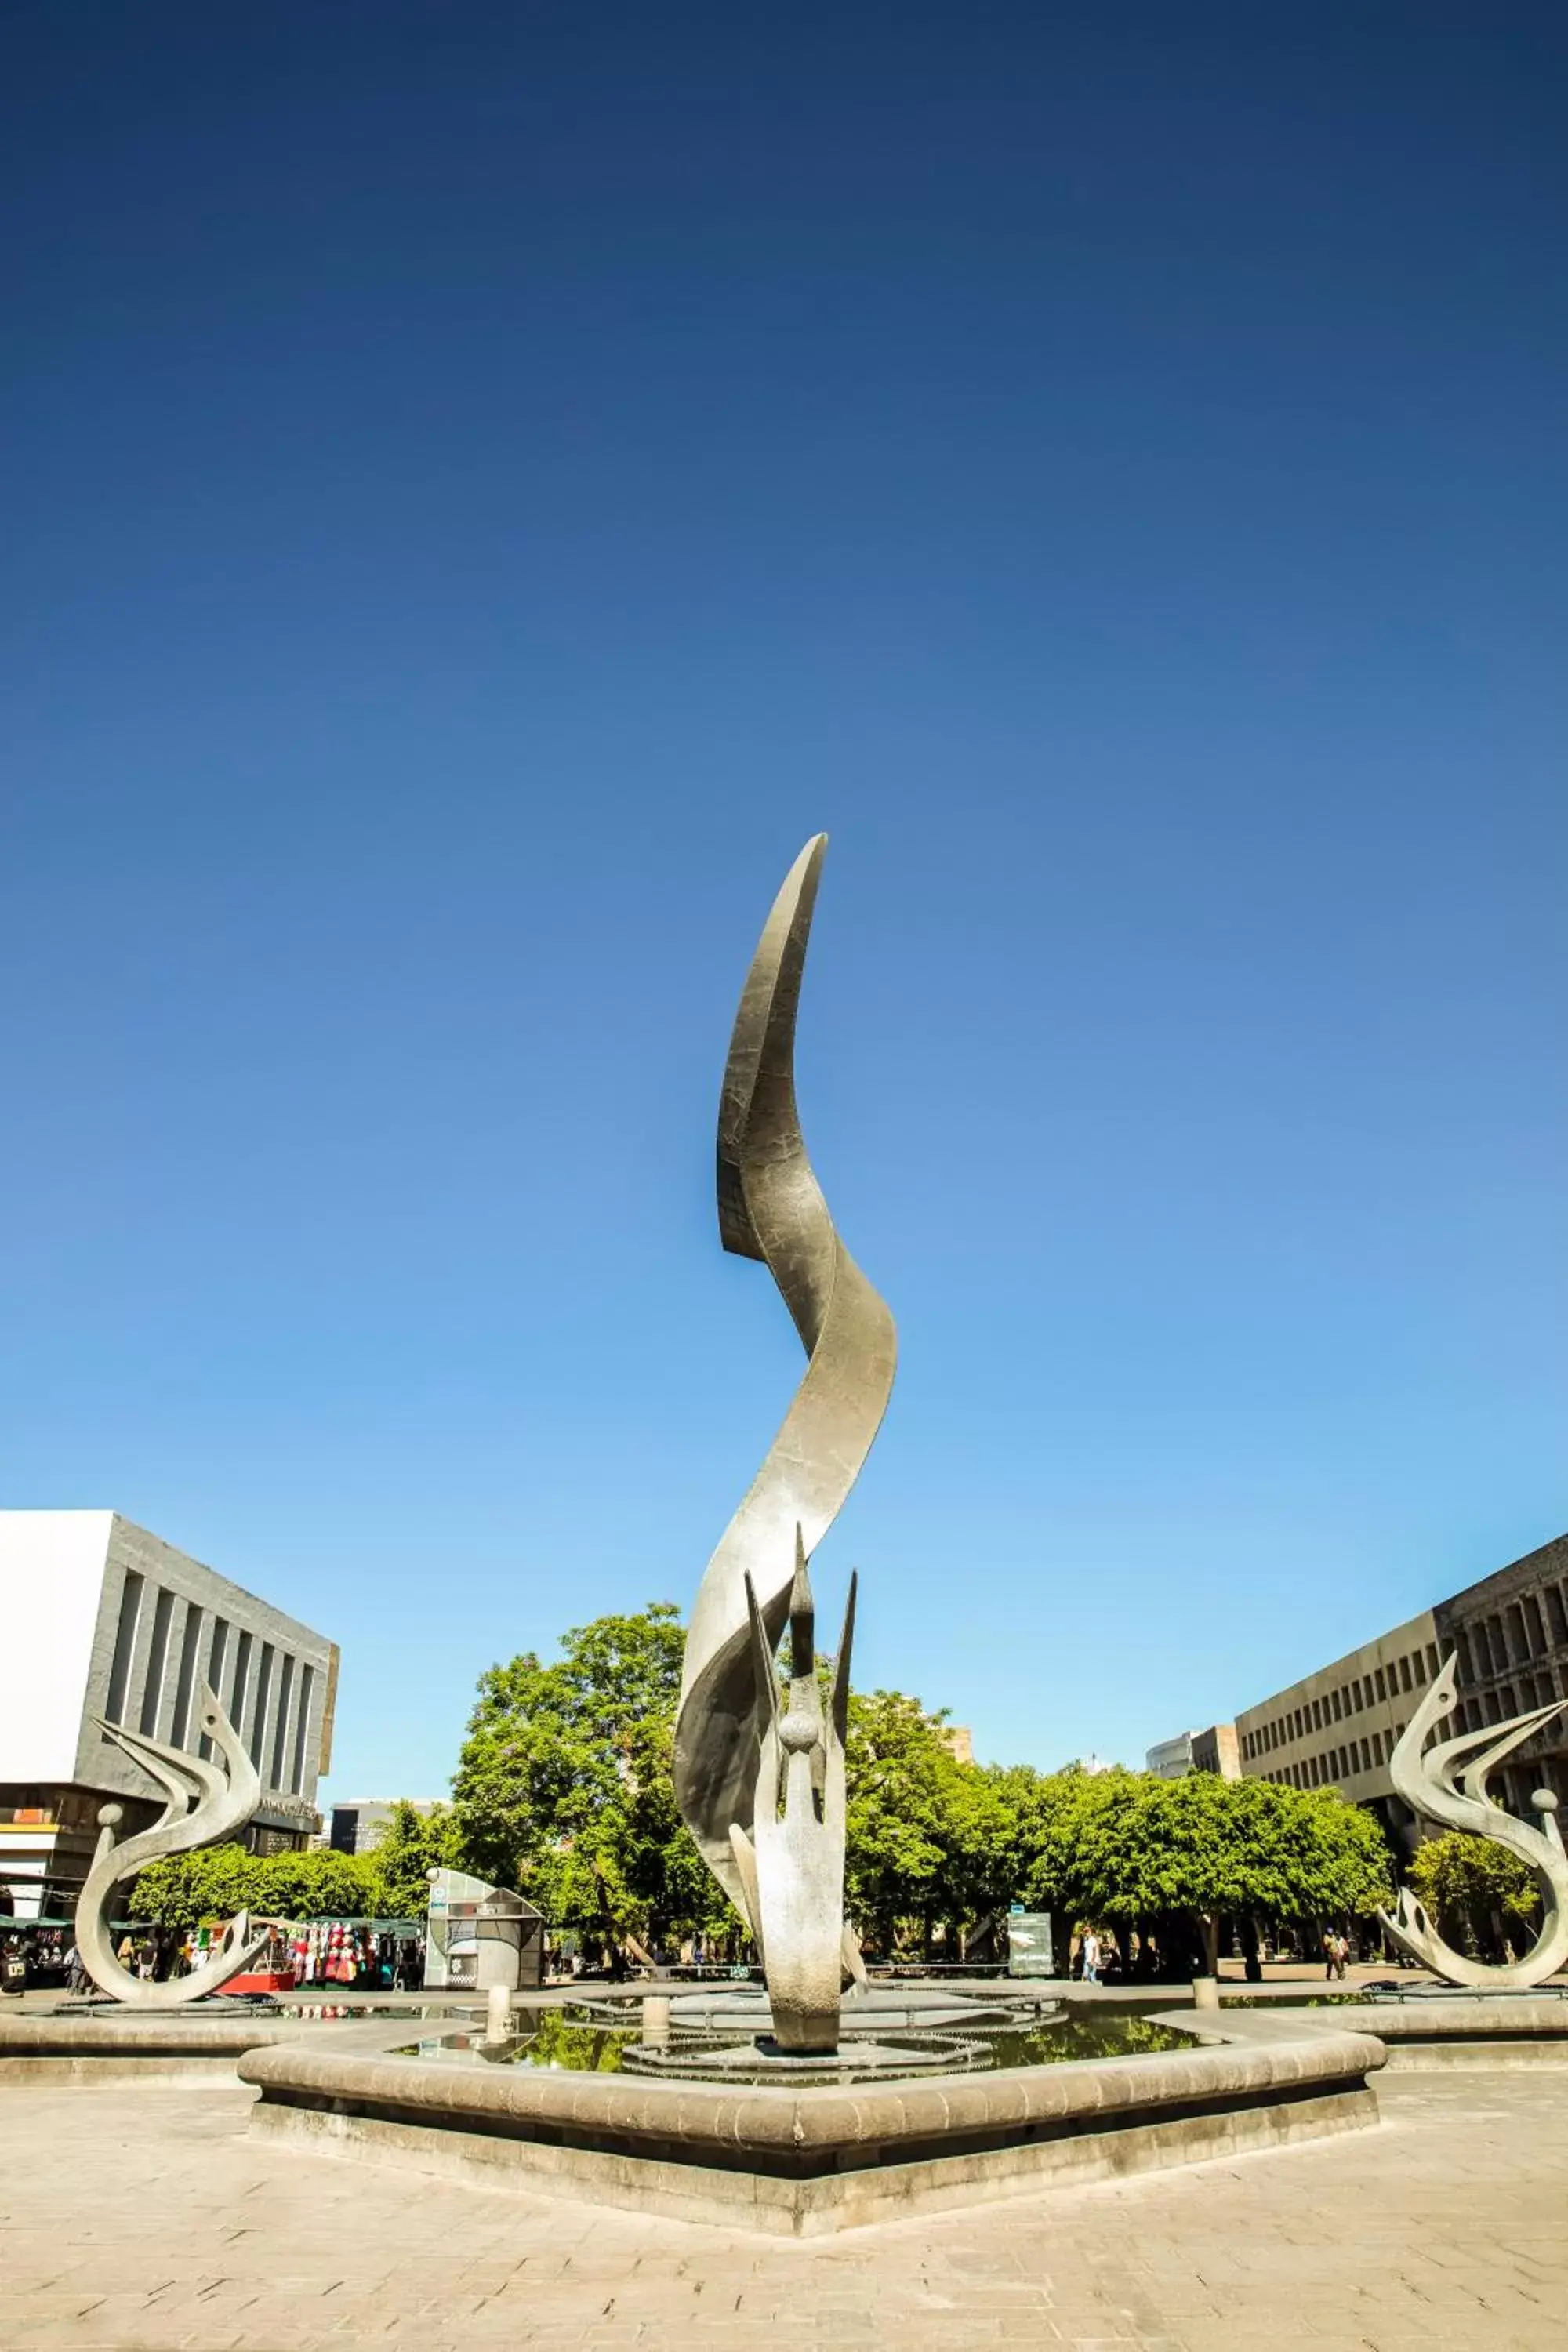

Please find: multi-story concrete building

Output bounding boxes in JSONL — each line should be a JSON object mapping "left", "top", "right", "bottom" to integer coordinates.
{"left": 329, "top": 1798, "right": 441, "bottom": 1856}
{"left": 1145, "top": 1724, "right": 1241, "bottom": 1780}
{"left": 0, "top": 1512, "right": 339, "bottom": 1916}
{"left": 1235, "top": 1532, "right": 1568, "bottom": 1851}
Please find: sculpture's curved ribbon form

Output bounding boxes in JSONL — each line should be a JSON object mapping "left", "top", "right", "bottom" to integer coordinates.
{"left": 1379, "top": 1653, "right": 1568, "bottom": 1989}
{"left": 74, "top": 1685, "right": 273, "bottom": 2006}
{"left": 673, "top": 835, "right": 897, "bottom": 1925}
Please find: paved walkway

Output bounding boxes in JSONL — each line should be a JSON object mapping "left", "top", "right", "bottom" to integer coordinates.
{"left": 1, "top": 2071, "right": 1565, "bottom": 2350}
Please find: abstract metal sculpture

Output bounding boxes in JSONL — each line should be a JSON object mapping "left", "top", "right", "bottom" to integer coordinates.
{"left": 74, "top": 1686, "right": 272, "bottom": 2006}
{"left": 673, "top": 834, "right": 896, "bottom": 2053}
{"left": 1380, "top": 1653, "right": 1568, "bottom": 1989}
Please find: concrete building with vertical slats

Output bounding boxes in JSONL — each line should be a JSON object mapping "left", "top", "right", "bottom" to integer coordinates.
{"left": 0, "top": 1511, "right": 338, "bottom": 1917}
{"left": 1233, "top": 1531, "right": 1568, "bottom": 1855}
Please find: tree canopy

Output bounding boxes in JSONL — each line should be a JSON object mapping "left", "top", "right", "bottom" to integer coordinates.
{"left": 1406, "top": 1831, "right": 1540, "bottom": 1963}
{"left": 129, "top": 1803, "right": 459, "bottom": 1929}
{"left": 442, "top": 1602, "right": 1397, "bottom": 1972}
{"left": 844, "top": 1690, "right": 1025, "bottom": 1951}
{"left": 129, "top": 1843, "right": 388, "bottom": 1929}
{"left": 1018, "top": 1765, "right": 1394, "bottom": 1972}
{"left": 449, "top": 1602, "right": 728, "bottom": 1958}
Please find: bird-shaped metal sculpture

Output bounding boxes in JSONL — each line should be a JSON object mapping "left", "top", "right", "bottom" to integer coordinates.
{"left": 1380, "top": 1652, "right": 1568, "bottom": 1989}
{"left": 74, "top": 1685, "right": 274, "bottom": 2005}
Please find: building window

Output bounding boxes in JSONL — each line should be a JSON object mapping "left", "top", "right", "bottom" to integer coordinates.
{"left": 201, "top": 1619, "right": 230, "bottom": 1760}
{"left": 1398, "top": 1656, "right": 1413, "bottom": 1693}
{"left": 1547, "top": 1588, "right": 1568, "bottom": 1647}
{"left": 104, "top": 1572, "right": 144, "bottom": 1726}
{"left": 289, "top": 1665, "right": 315, "bottom": 1795}
{"left": 228, "top": 1629, "right": 253, "bottom": 1736}
{"left": 170, "top": 1605, "right": 203, "bottom": 1750}
{"left": 249, "top": 1642, "right": 275, "bottom": 1768}
{"left": 139, "top": 1586, "right": 176, "bottom": 1737}
{"left": 269, "top": 1654, "right": 295, "bottom": 1791}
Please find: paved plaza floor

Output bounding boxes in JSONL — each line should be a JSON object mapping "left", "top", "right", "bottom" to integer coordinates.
{"left": 0, "top": 2070, "right": 1564, "bottom": 2350}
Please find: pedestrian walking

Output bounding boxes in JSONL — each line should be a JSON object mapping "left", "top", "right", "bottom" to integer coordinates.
{"left": 1080, "top": 1928, "right": 1102, "bottom": 1984}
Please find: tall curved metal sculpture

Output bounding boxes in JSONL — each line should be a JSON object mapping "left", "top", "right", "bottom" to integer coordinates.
{"left": 673, "top": 834, "right": 896, "bottom": 2051}
{"left": 1380, "top": 1653, "right": 1568, "bottom": 1989}
{"left": 74, "top": 1686, "right": 273, "bottom": 2006}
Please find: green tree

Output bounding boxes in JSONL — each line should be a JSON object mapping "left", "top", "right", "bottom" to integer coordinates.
{"left": 450, "top": 1602, "right": 734, "bottom": 1959}
{"left": 1022, "top": 1769, "right": 1393, "bottom": 1976}
{"left": 843, "top": 1693, "right": 1028, "bottom": 1955}
{"left": 842, "top": 1690, "right": 953, "bottom": 1951}
{"left": 251, "top": 1846, "right": 381, "bottom": 1921}
{"left": 129, "top": 1842, "right": 417, "bottom": 1929}
{"left": 368, "top": 1800, "right": 459, "bottom": 1918}
{"left": 125, "top": 1845, "right": 263, "bottom": 1932}
{"left": 1406, "top": 1831, "right": 1540, "bottom": 1963}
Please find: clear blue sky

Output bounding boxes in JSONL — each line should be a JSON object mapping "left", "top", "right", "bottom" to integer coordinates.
{"left": 2, "top": 4, "right": 1564, "bottom": 1802}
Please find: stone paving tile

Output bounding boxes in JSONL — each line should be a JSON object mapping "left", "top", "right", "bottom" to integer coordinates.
{"left": 1, "top": 2073, "right": 1567, "bottom": 2349}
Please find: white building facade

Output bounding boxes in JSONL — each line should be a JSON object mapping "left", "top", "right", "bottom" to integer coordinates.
{"left": 0, "top": 1511, "right": 339, "bottom": 1918}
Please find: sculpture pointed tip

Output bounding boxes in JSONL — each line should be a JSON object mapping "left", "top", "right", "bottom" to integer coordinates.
{"left": 791, "top": 1524, "right": 813, "bottom": 1612}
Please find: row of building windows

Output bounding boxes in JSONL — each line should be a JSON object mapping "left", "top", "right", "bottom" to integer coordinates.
{"left": 1260, "top": 1722, "right": 1406, "bottom": 1790}
{"left": 1241, "top": 1642, "right": 1442, "bottom": 1764}
{"left": 103, "top": 1571, "right": 316, "bottom": 1798}
{"left": 1258, "top": 1666, "right": 1567, "bottom": 1798}
{"left": 1452, "top": 1586, "right": 1568, "bottom": 1685}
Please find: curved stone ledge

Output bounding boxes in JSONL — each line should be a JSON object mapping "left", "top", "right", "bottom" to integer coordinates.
{"left": 1197, "top": 1994, "right": 1568, "bottom": 2066}
{"left": 238, "top": 2025, "right": 1385, "bottom": 2230}
{"left": 0, "top": 2007, "right": 423, "bottom": 2078}
{"left": 2, "top": 2013, "right": 304, "bottom": 2059}
{"left": 1356, "top": 1997, "right": 1568, "bottom": 2039}
{"left": 242, "top": 2026, "right": 1382, "bottom": 2165}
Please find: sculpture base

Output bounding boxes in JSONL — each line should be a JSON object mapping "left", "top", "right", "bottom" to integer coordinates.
{"left": 621, "top": 2032, "right": 990, "bottom": 2081}
{"left": 242, "top": 2009, "right": 1385, "bottom": 2237}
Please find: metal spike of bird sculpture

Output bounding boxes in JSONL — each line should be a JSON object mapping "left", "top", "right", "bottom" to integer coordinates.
{"left": 673, "top": 836, "right": 895, "bottom": 2053}
{"left": 1380, "top": 1652, "right": 1568, "bottom": 1989}
{"left": 74, "top": 1685, "right": 274, "bottom": 2005}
